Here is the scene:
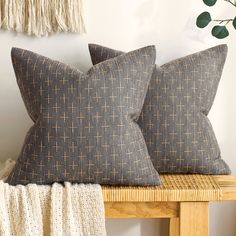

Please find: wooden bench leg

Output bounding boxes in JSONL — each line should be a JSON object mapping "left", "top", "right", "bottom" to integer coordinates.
{"left": 179, "top": 202, "right": 209, "bottom": 236}
{"left": 169, "top": 217, "right": 180, "bottom": 236}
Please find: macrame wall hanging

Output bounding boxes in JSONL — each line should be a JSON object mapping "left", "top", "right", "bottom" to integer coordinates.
{"left": 0, "top": 0, "right": 85, "bottom": 37}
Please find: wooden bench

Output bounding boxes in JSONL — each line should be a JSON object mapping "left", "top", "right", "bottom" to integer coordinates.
{"left": 102, "top": 174, "right": 236, "bottom": 236}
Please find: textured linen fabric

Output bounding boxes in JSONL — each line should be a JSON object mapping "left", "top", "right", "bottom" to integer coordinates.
{"left": 7, "top": 46, "right": 160, "bottom": 186}
{"left": 89, "top": 44, "right": 231, "bottom": 174}
{"left": 0, "top": 159, "right": 106, "bottom": 236}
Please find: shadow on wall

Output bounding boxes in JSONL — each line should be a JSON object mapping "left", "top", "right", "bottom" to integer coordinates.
{"left": 134, "top": 0, "right": 207, "bottom": 64}
{"left": 140, "top": 219, "right": 168, "bottom": 236}
{"left": 0, "top": 91, "right": 33, "bottom": 160}
{"left": 134, "top": 0, "right": 188, "bottom": 64}
{"left": 210, "top": 202, "right": 236, "bottom": 236}
{"left": 106, "top": 219, "right": 168, "bottom": 236}
{"left": 134, "top": 0, "right": 159, "bottom": 50}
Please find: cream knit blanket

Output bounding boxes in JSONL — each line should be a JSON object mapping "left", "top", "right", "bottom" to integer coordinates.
{"left": 0, "top": 159, "right": 106, "bottom": 236}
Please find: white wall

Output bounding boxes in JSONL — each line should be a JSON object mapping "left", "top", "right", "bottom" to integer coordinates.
{"left": 0, "top": 0, "right": 236, "bottom": 235}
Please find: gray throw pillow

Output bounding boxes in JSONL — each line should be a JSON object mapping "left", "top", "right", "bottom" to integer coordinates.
{"left": 7, "top": 46, "right": 161, "bottom": 186}
{"left": 89, "top": 44, "right": 231, "bottom": 174}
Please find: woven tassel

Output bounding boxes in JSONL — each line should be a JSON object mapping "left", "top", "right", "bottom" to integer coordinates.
{"left": 1, "top": 0, "right": 9, "bottom": 30}
{"left": 0, "top": 0, "right": 85, "bottom": 37}
{"left": 14, "top": 0, "right": 25, "bottom": 33}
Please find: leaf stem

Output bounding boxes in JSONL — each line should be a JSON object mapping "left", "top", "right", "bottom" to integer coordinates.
{"left": 212, "top": 19, "right": 234, "bottom": 22}
{"left": 224, "top": 0, "right": 236, "bottom": 7}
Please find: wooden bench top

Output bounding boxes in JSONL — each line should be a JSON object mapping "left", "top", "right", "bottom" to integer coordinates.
{"left": 103, "top": 175, "right": 236, "bottom": 234}
{"left": 102, "top": 175, "right": 236, "bottom": 202}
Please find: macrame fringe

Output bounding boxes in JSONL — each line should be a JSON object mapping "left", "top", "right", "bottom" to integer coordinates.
{"left": 0, "top": 0, "right": 85, "bottom": 37}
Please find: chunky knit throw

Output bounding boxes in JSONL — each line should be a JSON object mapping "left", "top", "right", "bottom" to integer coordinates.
{"left": 0, "top": 159, "right": 106, "bottom": 236}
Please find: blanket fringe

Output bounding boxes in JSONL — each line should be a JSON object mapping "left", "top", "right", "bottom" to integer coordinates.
{"left": 0, "top": 0, "right": 85, "bottom": 37}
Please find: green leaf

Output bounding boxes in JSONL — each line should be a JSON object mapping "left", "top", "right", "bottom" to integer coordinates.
{"left": 233, "top": 17, "right": 236, "bottom": 29}
{"left": 203, "top": 0, "right": 217, "bottom": 6}
{"left": 196, "top": 12, "right": 212, "bottom": 28}
{"left": 211, "top": 25, "right": 229, "bottom": 39}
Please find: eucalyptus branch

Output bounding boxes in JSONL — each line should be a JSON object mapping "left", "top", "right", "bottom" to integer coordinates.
{"left": 196, "top": 0, "right": 236, "bottom": 38}
{"left": 224, "top": 0, "right": 236, "bottom": 7}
